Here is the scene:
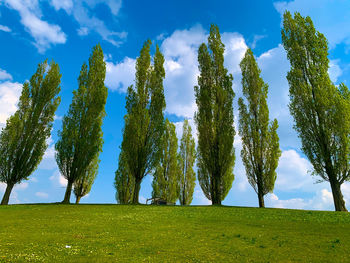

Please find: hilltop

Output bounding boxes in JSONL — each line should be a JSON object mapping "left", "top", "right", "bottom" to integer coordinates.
{"left": 0, "top": 205, "right": 349, "bottom": 262}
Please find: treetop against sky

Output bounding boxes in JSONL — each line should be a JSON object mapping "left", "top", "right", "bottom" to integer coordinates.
{"left": 0, "top": 0, "right": 350, "bottom": 210}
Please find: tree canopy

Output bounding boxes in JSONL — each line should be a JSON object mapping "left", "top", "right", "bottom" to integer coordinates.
{"left": 120, "top": 40, "right": 166, "bottom": 204}
{"left": 194, "top": 24, "right": 236, "bottom": 205}
{"left": 238, "top": 48, "right": 281, "bottom": 208}
{"left": 282, "top": 11, "right": 350, "bottom": 211}
{"left": 55, "top": 44, "right": 107, "bottom": 204}
{"left": 114, "top": 151, "right": 134, "bottom": 204}
{"left": 178, "top": 120, "right": 196, "bottom": 205}
{"left": 152, "top": 119, "right": 180, "bottom": 203}
{"left": 0, "top": 60, "right": 61, "bottom": 205}
{"left": 73, "top": 155, "right": 99, "bottom": 204}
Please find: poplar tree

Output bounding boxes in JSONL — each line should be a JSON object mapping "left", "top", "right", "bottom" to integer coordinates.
{"left": 55, "top": 44, "right": 107, "bottom": 204}
{"left": 114, "top": 151, "right": 134, "bottom": 204}
{"left": 152, "top": 119, "right": 180, "bottom": 203}
{"left": 238, "top": 48, "right": 281, "bottom": 208}
{"left": 194, "top": 24, "right": 236, "bottom": 205}
{"left": 178, "top": 120, "right": 196, "bottom": 205}
{"left": 0, "top": 60, "right": 61, "bottom": 205}
{"left": 282, "top": 11, "right": 350, "bottom": 211}
{"left": 73, "top": 155, "right": 99, "bottom": 204}
{"left": 120, "top": 40, "right": 166, "bottom": 204}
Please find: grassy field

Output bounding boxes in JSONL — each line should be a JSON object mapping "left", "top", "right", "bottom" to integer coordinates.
{"left": 0, "top": 205, "right": 349, "bottom": 262}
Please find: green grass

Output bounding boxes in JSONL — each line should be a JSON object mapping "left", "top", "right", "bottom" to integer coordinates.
{"left": 0, "top": 205, "right": 349, "bottom": 262}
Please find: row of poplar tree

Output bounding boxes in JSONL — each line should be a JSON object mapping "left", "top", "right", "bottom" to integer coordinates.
{"left": 1, "top": 11, "right": 349, "bottom": 211}
{"left": 0, "top": 44, "right": 108, "bottom": 205}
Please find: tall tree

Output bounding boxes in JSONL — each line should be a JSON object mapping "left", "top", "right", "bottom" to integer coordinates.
{"left": 120, "top": 40, "right": 166, "bottom": 204}
{"left": 152, "top": 119, "right": 180, "bottom": 203}
{"left": 194, "top": 24, "right": 236, "bottom": 205}
{"left": 55, "top": 44, "right": 107, "bottom": 204}
{"left": 178, "top": 120, "right": 196, "bottom": 205}
{"left": 0, "top": 60, "right": 61, "bottom": 205}
{"left": 114, "top": 151, "right": 134, "bottom": 204}
{"left": 238, "top": 48, "right": 281, "bottom": 208}
{"left": 73, "top": 155, "right": 99, "bottom": 204}
{"left": 282, "top": 11, "right": 350, "bottom": 211}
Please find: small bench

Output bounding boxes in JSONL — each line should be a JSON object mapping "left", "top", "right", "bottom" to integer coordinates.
{"left": 146, "top": 197, "right": 175, "bottom": 205}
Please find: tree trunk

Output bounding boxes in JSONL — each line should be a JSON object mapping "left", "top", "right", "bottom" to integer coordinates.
{"left": 258, "top": 191, "right": 265, "bottom": 208}
{"left": 62, "top": 180, "right": 73, "bottom": 204}
{"left": 181, "top": 188, "right": 186, "bottom": 205}
{"left": 210, "top": 175, "right": 216, "bottom": 205}
{"left": 211, "top": 174, "right": 221, "bottom": 205}
{"left": 257, "top": 172, "right": 265, "bottom": 208}
{"left": 1, "top": 182, "right": 14, "bottom": 205}
{"left": 75, "top": 196, "right": 81, "bottom": 204}
{"left": 132, "top": 178, "right": 141, "bottom": 204}
{"left": 329, "top": 179, "right": 347, "bottom": 212}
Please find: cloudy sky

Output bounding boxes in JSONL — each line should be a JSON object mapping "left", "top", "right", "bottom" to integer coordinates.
{"left": 1, "top": 0, "right": 350, "bottom": 210}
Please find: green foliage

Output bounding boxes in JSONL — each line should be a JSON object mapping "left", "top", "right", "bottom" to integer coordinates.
{"left": 73, "top": 155, "right": 99, "bottom": 204}
{"left": 55, "top": 44, "right": 107, "bottom": 204}
{"left": 114, "top": 151, "right": 134, "bottom": 204}
{"left": 1, "top": 205, "right": 350, "bottom": 262}
{"left": 120, "top": 40, "right": 166, "bottom": 204}
{"left": 178, "top": 120, "right": 196, "bottom": 205}
{"left": 194, "top": 24, "right": 235, "bottom": 204}
{"left": 238, "top": 48, "right": 281, "bottom": 208}
{"left": 282, "top": 12, "right": 350, "bottom": 211}
{"left": 152, "top": 119, "right": 180, "bottom": 203}
{"left": 0, "top": 60, "right": 61, "bottom": 205}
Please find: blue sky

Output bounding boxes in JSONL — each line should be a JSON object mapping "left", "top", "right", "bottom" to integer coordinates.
{"left": 1, "top": 0, "right": 350, "bottom": 210}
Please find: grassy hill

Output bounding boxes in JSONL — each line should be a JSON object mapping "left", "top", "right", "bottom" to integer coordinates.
{"left": 0, "top": 204, "right": 349, "bottom": 262}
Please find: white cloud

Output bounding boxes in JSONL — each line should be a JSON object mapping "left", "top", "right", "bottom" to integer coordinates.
{"left": 256, "top": 44, "right": 303, "bottom": 149}
{"left": 257, "top": 45, "right": 290, "bottom": 118}
{"left": 0, "top": 68, "right": 12, "bottom": 81}
{"left": 14, "top": 182, "right": 29, "bottom": 190}
{"left": 77, "top": 27, "right": 89, "bottom": 36}
{"left": 104, "top": 0, "right": 122, "bottom": 15}
{"left": 35, "top": 192, "right": 49, "bottom": 198}
{"left": 160, "top": 26, "right": 247, "bottom": 118}
{"left": 161, "top": 26, "right": 206, "bottom": 118}
{"left": 105, "top": 57, "right": 136, "bottom": 92}
{"left": 222, "top": 32, "right": 248, "bottom": 75}
{"left": 38, "top": 145, "right": 56, "bottom": 170}
{"left": 4, "top": 0, "right": 67, "bottom": 52}
{"left": 266, "top": 188, "right": 335, "bottom": 210}
{"left": 105, "top": 25, "right": 247, "bottom": 120}
{"left": 329, "top": 59, "right": 342, "bottom": 83}
{"left": 139, "top": 195, "right": 146, "bottom": 204}
{"left": 37, "top": 136, "right": 57, "bottom": 170}
{"left": 250, "top": 34, "right": 267, "bottom": 49}
{"left": 51, "top": 0, "right": 73, "bottom": 13}
{"left": 275, "top": 150, "right": 314, "bottom": 192}
{"left": 156, "top": 33, "right": 167, "bottom": 41}
{"left": 30, "top": 177, "right": 38, "bottom": 182}
{"left": 50, "top": 0, "right": 126, "bottom": 46}
{"left": 274, "top": 0, "right": 350, "bottom": 49}
{"left": 50, "top": 170, "right": 68, "bottom": 187}
{"left": 0, "top": 81, "right": 22, "bottom": 127}
{"left": 0, "top": 24, "right": 11, "bottom": 32}
{"left": 192, "top": 185, "right": 211, "bottom": 205}
{"left": 266, "top": 193, "right": 309, "bottom": 210}
{"left": 342, "top": 183, "right": 350, "bottom": 205}
{"left": 0, "top": 183, "right": 6, "bottom": 193}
